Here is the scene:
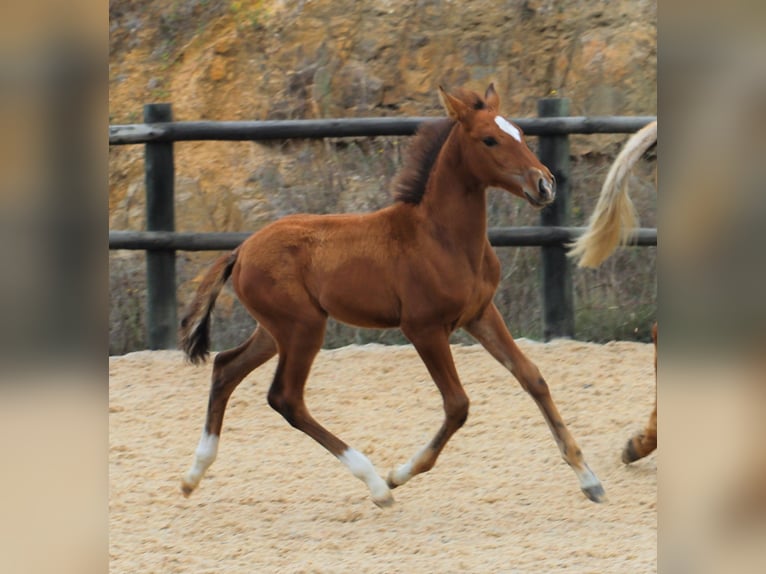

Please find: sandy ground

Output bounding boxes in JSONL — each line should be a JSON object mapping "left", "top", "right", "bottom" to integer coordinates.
{"left": 109, "top": 339, "right": 656, "bottom": 573}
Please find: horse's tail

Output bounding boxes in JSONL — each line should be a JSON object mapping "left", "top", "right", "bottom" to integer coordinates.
{"left": 568, "top": 120, "right": 657, "bottom": 268}
{"left": 179, "top": 249, "right": 239, "bottom": 365}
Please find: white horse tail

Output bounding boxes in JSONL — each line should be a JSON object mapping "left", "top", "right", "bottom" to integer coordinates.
{"left": 568, "top": 120, "right": 657, "bottom": 268}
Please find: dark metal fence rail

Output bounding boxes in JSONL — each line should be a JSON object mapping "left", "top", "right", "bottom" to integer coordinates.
{"left": 109, "top": 115, "right": 656, "bottom": 145}
{"left": 109, "top": 102, "right": 656, "bottom": 349}
{"left": 109, "top": 227, "right": 656, "bottom": 251}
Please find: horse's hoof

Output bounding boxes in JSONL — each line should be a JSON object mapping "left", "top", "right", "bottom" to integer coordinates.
{"left": 386, "top": 470, "right": 401, "bottom": 490}
{"left": 582, "top": 483, "right": 606, "bottom": 503}
{"left": 181, "top": 482, "right": 195, "bottom": 497}
{"left": 372, "top": 492, "right": 395, "bottom": 509}
{"left": 622, "top": 437, "right": 640, "bottom": 464}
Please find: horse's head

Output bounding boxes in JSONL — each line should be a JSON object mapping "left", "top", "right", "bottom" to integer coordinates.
{"left": 439, "top": 84, "right": 555, "bottom": 208}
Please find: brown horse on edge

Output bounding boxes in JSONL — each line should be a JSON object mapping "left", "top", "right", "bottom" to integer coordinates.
{"left": 179, "top": 84, "right": 605, "bottom": 507}
{"left": 568, "top": 119, "right": 658, "bottom": 464}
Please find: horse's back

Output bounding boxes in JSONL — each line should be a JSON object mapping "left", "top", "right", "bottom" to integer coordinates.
{"left": 232, "top": 208, "right": 411, "bottom": 328}
{"left": 237, "top": 208, "right": 409, "bottom": 271}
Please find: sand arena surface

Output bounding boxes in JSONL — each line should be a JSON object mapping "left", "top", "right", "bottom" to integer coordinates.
{"left": 109, "top": 339, "right": 656, "bottom": 573}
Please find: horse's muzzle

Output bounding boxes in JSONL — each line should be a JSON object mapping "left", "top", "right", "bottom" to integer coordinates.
{"left": 538, "top": 173, "right": 556, "bottom": 204}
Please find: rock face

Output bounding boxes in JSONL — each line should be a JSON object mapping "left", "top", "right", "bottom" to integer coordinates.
{"left": 110, "top": 0, "right": 656, "bottom": 118}
{"left": 108, "top": 0, "right": 656, "bottom": 352}
{"left": 109, "top": 0, "right": 656, "bottom": 226}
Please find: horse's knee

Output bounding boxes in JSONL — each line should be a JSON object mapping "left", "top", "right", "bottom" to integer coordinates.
{"left": 509, "top": 362, "right": 548, "bottom": 398}
{"left": 523, "top": 376, "right": 550, "bottom": 399}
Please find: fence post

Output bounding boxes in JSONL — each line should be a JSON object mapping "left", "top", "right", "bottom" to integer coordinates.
{"left": 537, "top": 98, "right": 574, "bottom": 340}
{"left": 144, "top": 103, "right": 177, "bottom": 349}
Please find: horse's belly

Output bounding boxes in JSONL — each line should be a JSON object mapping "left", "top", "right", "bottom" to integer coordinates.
{"left": 313, "top": 258, "right": 401, "bottom": 329}
{"left": 326, "top": 302, "right": 400, "bottom": 329}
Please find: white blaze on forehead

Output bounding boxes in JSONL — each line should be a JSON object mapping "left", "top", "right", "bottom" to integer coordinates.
{"left": 494, "top": 116, "right": 521, "bottom": 142}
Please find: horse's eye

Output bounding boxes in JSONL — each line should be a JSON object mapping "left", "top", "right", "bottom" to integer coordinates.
{"left": 483, "top": 137, "right": 498, "bottom": 147}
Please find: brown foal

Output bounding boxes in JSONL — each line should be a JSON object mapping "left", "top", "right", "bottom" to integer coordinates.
{"left": 179, "top": 84, "right": 605, "bottom": 507}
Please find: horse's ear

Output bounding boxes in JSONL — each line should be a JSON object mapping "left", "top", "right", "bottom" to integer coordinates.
{"left": 438, "top": 85, "right": 470, "bottom": 122}
{"left": 485, "top": 83, "right": 500, "bottom": 111}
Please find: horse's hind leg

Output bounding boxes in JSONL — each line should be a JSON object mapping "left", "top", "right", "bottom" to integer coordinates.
{"left": 465, "top": 304, "right": 605, "bottom": 502}
{"left": 266, "top": 317, "right": 394, "bottom": 508}
{"left": 181, "top": 325, "right": 277, "bottom": 496}
{"left": 623, "top": 321, "right": 658, "bottom": 463}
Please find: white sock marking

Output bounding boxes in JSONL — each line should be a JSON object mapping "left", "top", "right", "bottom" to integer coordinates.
{"left": 390, "top": 445, "right": 430, "bottom": 486}
{"left": 576, "top": 464, "right": 602, "bottom": 490}
{"left": 495, "top": 116, "right": 522, "bottom": 142}
{"left": 338, "top": 448, "right": 391, "bottom": 503}
{"left": 184, "top": 430, "right": 219, "bottom": 489}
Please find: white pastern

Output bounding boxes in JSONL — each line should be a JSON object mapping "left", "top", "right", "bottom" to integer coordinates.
{"left": 338, "top": 448, "right": 392, "bottom": 505}
{"left": 183, "top": 430, "right": 219, "bottom": 489}
{"left": 576, "top": 464, "right": 602, "bottom": 490}
{"left": 390, "top": 445, "right": 430, "bottom": 486}
{"left": 495, "top": 116, "right": 522, "bottom": 142}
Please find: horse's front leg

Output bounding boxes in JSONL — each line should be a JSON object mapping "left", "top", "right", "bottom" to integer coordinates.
{"left": 465, "top": 304, "right": 605, "bottom": 502}
{"left": 386, "top": 325, "right": 470, "bottom": 490}
{"left": 622, "top": 401, "right": 657, "bottom": 463}
{"left": 623, "top": 321, "right": 658, "bottom": 463}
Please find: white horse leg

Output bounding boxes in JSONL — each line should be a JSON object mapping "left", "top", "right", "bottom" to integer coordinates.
{"left": 181, "top": 430, "right": 219, "bottom": 496}
{"left": 337, "top": 447, "right": 394, "bottom": 508}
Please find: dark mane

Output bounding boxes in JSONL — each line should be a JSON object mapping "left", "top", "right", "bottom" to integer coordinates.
{"left": 392, "top": 118, "right": 455, "bottom": 205}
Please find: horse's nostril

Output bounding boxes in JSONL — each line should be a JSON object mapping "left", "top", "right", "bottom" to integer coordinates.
{"left": 538, "top": 177, "right": 549, "bottom": 197}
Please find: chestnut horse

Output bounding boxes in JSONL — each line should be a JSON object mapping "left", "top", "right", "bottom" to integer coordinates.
{"left": 179, "top": 84, "right": 605, "bottom": 507}
{"left": 568, "top": 119, "right": 658, "bottom": 463}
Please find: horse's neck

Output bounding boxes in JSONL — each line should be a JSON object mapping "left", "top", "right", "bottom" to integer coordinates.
{"left": 419, "top": 136, "right": 488, "bottom": 252}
